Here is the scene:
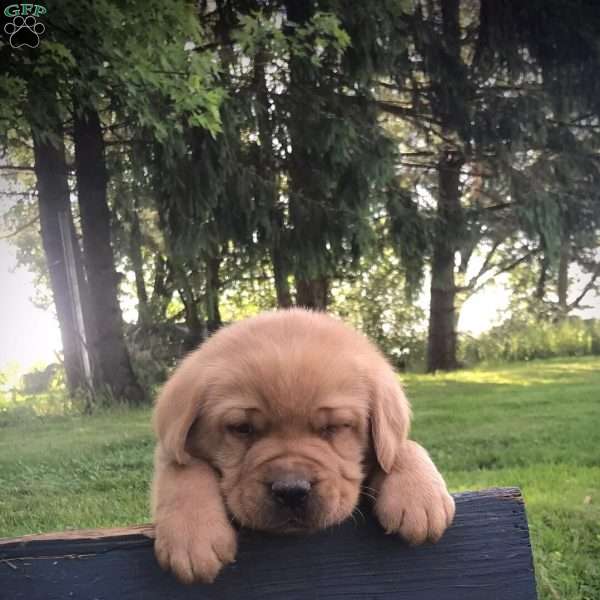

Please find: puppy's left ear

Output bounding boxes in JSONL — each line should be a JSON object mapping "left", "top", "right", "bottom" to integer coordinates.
{"left": 369, "top": 361, "right": 411, "bottom": 473}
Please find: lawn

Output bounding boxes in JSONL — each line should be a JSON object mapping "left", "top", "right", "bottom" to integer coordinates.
{"left": 1, "top": 356, "right": 599, "bottom": 600}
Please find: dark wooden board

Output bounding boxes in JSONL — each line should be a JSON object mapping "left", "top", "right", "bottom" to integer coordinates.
{"left": 0, "top": 487, "right": 537, "bottom": 600}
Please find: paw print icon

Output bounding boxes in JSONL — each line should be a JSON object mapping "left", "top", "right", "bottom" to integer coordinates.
{"left": 4, "top": 15, "right": 45, "bottom": 48}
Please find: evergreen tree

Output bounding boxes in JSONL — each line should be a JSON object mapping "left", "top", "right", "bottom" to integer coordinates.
{"left": 379, "top": 0, "right": 600, "bottom": 371}
{"left": 1, "top": 0, "right": 222, "bottom": 401}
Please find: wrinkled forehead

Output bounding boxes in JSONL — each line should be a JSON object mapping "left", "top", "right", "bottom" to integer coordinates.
{"left": 200, "top": 345, "right": 371, "bottom": 422}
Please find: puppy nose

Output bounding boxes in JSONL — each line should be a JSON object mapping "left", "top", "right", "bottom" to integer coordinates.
{"left": 271, "top": 479, "right": 311, "bottom": 508}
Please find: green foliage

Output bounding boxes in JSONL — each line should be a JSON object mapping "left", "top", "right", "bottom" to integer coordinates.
{"left": 123, "top": 323, "right": 188, "bottom": 391}
{"left": 1, "top": 0, "right": 226, "bottom": 310}
{"left": 218, "top": 261, "right": 278, "bottom": 321}
{"left": 385, "top": 186, "right": 430, "bottom": 298}
{"left": 0, "top": 379, "right": 81, "bottom": 428}
{"left": 234, "top": 10, "right": 350, "bottom": 67}
{"left": 37, "top": 0, "right": 222, "bottom": 137}
{"left": 2, "top": 0, "right": 600, "bottom": 377}
{"left": 331, "top": 242, "right": 426, "bottom": 369}
{"left": 461, "top": 317, "right": 600, "bottom": 365}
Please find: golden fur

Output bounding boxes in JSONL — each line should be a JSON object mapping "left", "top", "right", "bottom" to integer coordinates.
{"left": 152, "top": 309, "right": 454, "bottom": 583}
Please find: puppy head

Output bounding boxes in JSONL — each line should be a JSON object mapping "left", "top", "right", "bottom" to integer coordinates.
{"left": 153, "top": 309, "right": 410, "bottom": 532}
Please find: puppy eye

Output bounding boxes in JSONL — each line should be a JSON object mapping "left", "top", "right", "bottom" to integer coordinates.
{"left": 227, "top": 423, "right": 254, "bottom": 436}
{"left": 321, "top": 424, "right": 351, "bottom": 436}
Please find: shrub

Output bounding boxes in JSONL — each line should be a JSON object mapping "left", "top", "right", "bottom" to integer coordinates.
{"left": 460, "top": 317, "right": 600, "bottom": 365}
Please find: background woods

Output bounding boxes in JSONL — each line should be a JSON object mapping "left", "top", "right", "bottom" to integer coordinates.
{"left": 1, "top": 0, "right": 600, "bottom": 402}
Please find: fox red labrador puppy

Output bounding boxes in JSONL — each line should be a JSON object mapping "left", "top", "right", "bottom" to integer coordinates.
{"left": 152, "top": 309, "right": 454, "bottom": 583}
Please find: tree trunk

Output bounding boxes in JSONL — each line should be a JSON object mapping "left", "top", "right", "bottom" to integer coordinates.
{"left": 73, "top": 105, "right": 145, "bottom": 405}
{"left": 205, "top": 255, "right": 222, "bottom": 334}
{"left": 296, "top": 277, "right": 329, "bottom": 310}
{"left": 129, "top": 199, "right": 149, "bottom": 326}
{"left": 557, "top": 235, "right": 570, "bottom": 314}
{"left": 150, "top": 255, "right": 173, "bottom": 320}
{"left": 272, "top": 241, "right": 293, "bottom": 308}
{"left": 173, "top": 262, "right": 205, "bottom": 351}
{"left": 426, "top": 0, "right": 464, "bottom": 372}
{"left": 253, "top": 46, "right": 293, "bottom": 309}
{"left": 31, "top": 121, "right": 89, "bottom": 395}
{"left": 154, "top": 187, "right": 204, "bottom": 348}
{"left": 426, "top": 153, "right": 463, "bottom": 372}
{"left": 535, "top": 255, "right": 548, "bottom": 301}
{"left": 284, "top": 0, "right": 330, "bottom": 311}
{"left": 178, "top": 289, "right": 204, "bottom": 351}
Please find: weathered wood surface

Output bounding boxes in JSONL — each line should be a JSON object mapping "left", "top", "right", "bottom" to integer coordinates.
{"left": 0, "top": 487, "right": 537, "bottom": 600}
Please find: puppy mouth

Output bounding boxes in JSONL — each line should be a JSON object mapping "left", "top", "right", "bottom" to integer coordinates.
{"left": 260, "top": 502, "right": 321, "bottom": 533}
{"left": 270, "top": 517, "right": 313, "bottom": 534}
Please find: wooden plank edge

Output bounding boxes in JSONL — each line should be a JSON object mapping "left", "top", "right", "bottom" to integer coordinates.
{"left": 0, "top": 486, "right": 524, "bottom": 551}
{"left": 0, "top": 523, "right": 155, "bottom": 547}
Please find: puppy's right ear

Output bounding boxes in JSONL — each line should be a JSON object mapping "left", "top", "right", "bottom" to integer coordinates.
{"left": 153, "top": 351, "right": 206, "bottom": 466}
{"left": 369, "top": 361, "right": 412, "bottom": 474}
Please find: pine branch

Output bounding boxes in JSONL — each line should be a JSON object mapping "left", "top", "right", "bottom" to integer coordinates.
{"left": 484, "top": 202, "right": 514, "bottom": 211}
{"left": 463, "top": 240, "right": 502, "bottom": 287}
{"left": 548, "top": 119, "right": 600, "bottom": 131}
{"left": 0, "top": 191, "right": 36, "bottom": 197}
{"left": 568, "top": 264, "right": 600, "bottom": 311}
{"left": 459, "top": 248, "right": 537, "bottom": 297}
{"left": 397, "top": 160, "right": 439, "bottom": 171}
{"left": 376, "top": 100, "right": 444, "bottom": 126}
{"left": 398, "top": 150, "right": 437, "bottom": 158}
{"left": 0, "top": 215, "right": 40, "bottom": 240}
{"left": 0, "top": 165, "right": 35, "bottom": 172}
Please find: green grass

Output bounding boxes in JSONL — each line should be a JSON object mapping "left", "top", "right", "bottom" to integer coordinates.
{"left": 1, "top": 356, "right": 599, "bottom": 599}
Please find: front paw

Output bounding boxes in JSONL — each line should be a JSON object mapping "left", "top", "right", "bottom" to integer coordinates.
{"left": 154, "top": 513, "right": 237, "bottom": 584}
{"left": 374, "top": 471, "right": 455, "bottom": 545}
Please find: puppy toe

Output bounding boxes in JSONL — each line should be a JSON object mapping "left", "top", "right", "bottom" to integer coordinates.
{"left": 443, "top": 491, "right": 456, "bottom": 527}
{"left": 426, "top": 504, "right": 449, "bottom": 543}
{"left": 376, "top": 504, "right": 406, "bottom": 534}
{"left": 398, "top": 507, "right": 429, "bottom": 545}
{"left": 212, "top": 530, "right": 237, "bottom": 565}
{"left": 188, "top": 547, "right": 224, "bottom": 583}
{"left": 169, "top": 551, "right": 196, "bottom": 585}
{"left": 154, "top": 538, "right": 174, "bottom": 573}
{"left": 375, "top": 497, "right": 429, "bottom": 544}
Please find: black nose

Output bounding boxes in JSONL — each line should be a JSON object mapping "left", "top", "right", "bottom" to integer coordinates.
{"left": 271, "top": 479, "right": 311, "bottom": 509}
